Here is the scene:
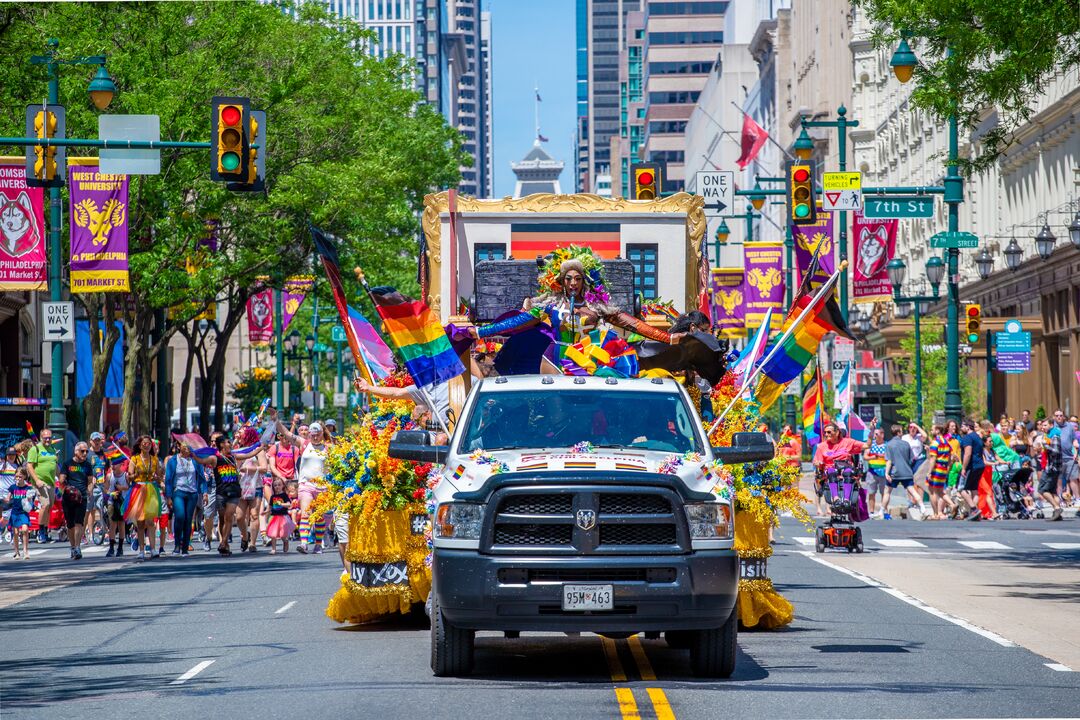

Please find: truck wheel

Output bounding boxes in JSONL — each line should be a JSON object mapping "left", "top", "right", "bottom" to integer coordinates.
{"left": 689, "top": 608, "right": 737, "bottom": 678}
{"left": 664, "top": 630, "right": 693, "bottom": 649}
{"left": 430, "top": 588, "right": 475, "bottom": 677}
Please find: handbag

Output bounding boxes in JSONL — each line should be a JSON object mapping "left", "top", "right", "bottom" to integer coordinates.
{"left": 62, "top": 484, "right": 84, "bottom": 505}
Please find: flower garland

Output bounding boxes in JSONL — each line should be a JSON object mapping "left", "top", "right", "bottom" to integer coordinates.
{"left": 468, "top": 449, "right": 509, "bottom": 474}
{"left": 570, "top": 441, "right": 595, "bottom": 455}
{"left": 537, "top": 245, "right": 608, "bottom": 299}
{"left": 707, "top": 370, "right": 812, "bottom": 529}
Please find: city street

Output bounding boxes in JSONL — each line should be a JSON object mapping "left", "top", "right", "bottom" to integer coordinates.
{"left": 4, "top": 518, "right": 1078, "bottom": 720}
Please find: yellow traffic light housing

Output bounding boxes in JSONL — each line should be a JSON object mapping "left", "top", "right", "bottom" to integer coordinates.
{"left": 211, "top": 96, "right": 250, "bottom": 182}
{"left": 631, "top": 162, "right": 662, "bottom": 200}
{"left": 787, "top": 159, "right": 817, "bottom": 225}
{"left": 965, "top": 303, "right": 981, "bottom": 344}
{"left": 24, "top": 104, "right": 66, "bottom": 188}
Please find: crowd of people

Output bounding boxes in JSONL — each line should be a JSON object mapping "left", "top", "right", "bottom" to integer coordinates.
{"left": 0, "top": 410, "right": 355, "bottom": 568}
{"left": 810, "top": 409, "right": 1080, "bottom": 522}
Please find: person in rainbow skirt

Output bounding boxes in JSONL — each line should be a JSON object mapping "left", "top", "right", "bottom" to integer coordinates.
{"left": 927, "top": 425, "right": 959, "bottom": 520}
{"left": 123, "top": 435, "right": 164, "bottom": 561}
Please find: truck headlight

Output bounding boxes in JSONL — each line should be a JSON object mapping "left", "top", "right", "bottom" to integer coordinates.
{"left": 685, "top": 503, "right": 733, "bottom": 539}
{"left": 434, "top": 502, "right": 484, "bottom": 540}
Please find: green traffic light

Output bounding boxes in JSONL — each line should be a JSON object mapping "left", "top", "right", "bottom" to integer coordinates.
{"left": 221, "top": 151, "right": 241, "bottom": 172}
{"left": 967, "top": 333, "right": 979, "bottom": 343}
{"left": 794, "top": 204, "right": 810, "bottom": 218}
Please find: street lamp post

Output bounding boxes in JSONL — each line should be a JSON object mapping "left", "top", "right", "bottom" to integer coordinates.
{"left": 29, "top": 39, "right": 115, "bottom": 456}
{"left": 888, "top": 257, "right": 943, "bottom": 426}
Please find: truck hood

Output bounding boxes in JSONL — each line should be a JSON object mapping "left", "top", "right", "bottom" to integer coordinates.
{"left": 440, "top": 449, "right": 727, "bottom": 498}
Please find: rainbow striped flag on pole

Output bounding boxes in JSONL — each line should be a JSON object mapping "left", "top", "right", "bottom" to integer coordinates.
{"left": 367, "top": 286, "right": 464, "bottom": 388}
{"left": 801, "top": 364, "right": 828, "bottom": 447}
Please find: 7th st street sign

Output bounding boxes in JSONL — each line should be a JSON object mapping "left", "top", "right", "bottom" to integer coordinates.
{"left": 864, "top": 196, "right": 935, "bottom": 219}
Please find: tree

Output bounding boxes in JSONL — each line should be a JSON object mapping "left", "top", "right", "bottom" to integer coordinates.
{"left": 0, "top": 2, "right": 464, "bottom": 436}
{"left": 854, "top": 0, "right": 1080, "bottom": 171}
{"left": 892, "top": 319, "right": 979, "bottom": 422}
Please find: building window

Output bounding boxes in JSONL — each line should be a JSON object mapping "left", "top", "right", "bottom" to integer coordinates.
{"left": 647, "top": 91, "right": 701, "bottom": 105}
{"left": 627, "top": 244, "right": 659, "bottom": 300}
{"left": 647, "top": 61, "right": 715, "bottom": 75}
{"left": 646, "top": 1, "right": 727, "bottom": 16}
{"left": 647, "top": 31, "right": 723, "bottom": 46}
{"left": 648, "top": 120, "right": 688, "bottom": 134}
{"left": 474, "top": 244, "right": 506, "bottom": 265}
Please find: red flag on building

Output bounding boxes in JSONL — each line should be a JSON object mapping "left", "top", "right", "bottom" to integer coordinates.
{"left": 736, "top": 113, "right": 769, "bottom": 169}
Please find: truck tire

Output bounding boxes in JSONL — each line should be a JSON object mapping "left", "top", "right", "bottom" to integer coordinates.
{"left": 689, "top": 608, "right": 738, "bottom": 678}
{"left": 664, "top": 630, "right": 693, "bottom": 649}
{"left": 430, "top": 589, "right": 475, "bottom": 677}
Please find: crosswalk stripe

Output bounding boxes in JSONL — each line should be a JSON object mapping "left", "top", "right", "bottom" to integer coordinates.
{"left": 791, "top": 537, "right": 816, "bottom": 546}
{"left": 957, "top": 541, "right": 1011, "bottom": 550}
{"left": 873, "top": 538, "right": 927, "bottom": 548}
{"left": 1043, "top": 542, "right": 1080, "bottom": 550}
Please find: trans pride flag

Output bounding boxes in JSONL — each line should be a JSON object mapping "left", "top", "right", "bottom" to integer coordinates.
{"left": 347, "top": 305, "right": 394, "bottom": 381}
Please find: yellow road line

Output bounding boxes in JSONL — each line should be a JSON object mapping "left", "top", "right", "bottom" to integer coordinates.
{"left": 601, "top": 636, "right": 627, "bottom": 682}
{"left": 627, "top": 635, "right": 657, "bottom": 681}
{"left": 614, "top": 688, "right": 641, "bottom": 720}
{"left": 646, "top": 688, "right": 676, "bottom": 720}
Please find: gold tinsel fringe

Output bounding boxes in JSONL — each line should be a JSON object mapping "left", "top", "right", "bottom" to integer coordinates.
{"left": 737, "top": 579, "right": 794, "bottom": 630}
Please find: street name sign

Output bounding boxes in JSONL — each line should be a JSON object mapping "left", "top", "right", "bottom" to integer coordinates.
{"left": 333, "top": 392, "right": 348, "bottom": 408}
{"left": 99, "top": 114, "right": 161, "bottom": 175}
{"left": 995, "top": 319, "right": 1031, "bottom": 374}
{"left": 42, "top": 301, "right": 74, "bottom": 342}
{"left": 696, "top": 171, "right": 734, "bottom": 216}
{"left": 331, "top": 325, "right": 347, "bottom": 343}
{"left": 822, "top": 171, "right": 861, "bottom": 191}
{"left": 863, "top": 196, "right": 935, "bottom": 219}
{"left": 930, "top": 231, "right": 979, "bottom": 249}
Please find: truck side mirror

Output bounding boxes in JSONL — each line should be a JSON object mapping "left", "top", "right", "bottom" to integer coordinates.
{"left": 712, "top": 431, "right": 774, "bottom": 464}
{"left": 388, "top": 430, "right": 450, "bottom": 465}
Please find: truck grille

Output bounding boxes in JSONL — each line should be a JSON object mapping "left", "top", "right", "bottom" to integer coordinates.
{"left": 487, "top": 486, "right": 686, "bottom": 555}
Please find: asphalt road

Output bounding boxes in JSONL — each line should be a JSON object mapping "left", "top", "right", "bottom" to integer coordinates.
{"left": 2, "top": 517, "right": 1079, "bottom": 720}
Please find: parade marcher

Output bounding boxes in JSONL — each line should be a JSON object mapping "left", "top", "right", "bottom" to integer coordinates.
{"left": 5, "top": 467, "right": 36, "bottom": 559}
{"left": 958, "top": 419, "right": 986, "bottom": 521}
{"left": 275, "top": 417, "right": 331, "bottom": 554}
{"left": 105, "top": 452, "right": 129, "bottom": 557}
{"left": 85, "top": 432, "right": 111, "bottom": 546}
{"left": 883, "top": 425, "right": 921, "bottom": 520}
{"left": 193, "top": 433, "right": 264, "bottom": 556}
{"left": 927, "top": 425, "right": 958, "bottom": 519}
{"left": 1, "top": 446, "right": 20, "bottom": 494}
{"left": 57, "top": 442, "right": 95, "bottom": 559}
{"left": 124, "top": 435, "right": 164, "bottom": 560}
{"left": 1040, "top": 421, "right": 1064, "bottom": 521}
{"left": 264, "top": 476, "right": 295, "bottom": 554}
{"left": 26, "top": 427, "right": 59, "bottom": 544}
{"left": 236, "top": 426, "right": 267, "bottom": 553}
{"left": 165, "top": 442, "right": 205, "bottom": 556}
{"left": 812, "top": 422, "right": 866, "bottom": 517}
{"left": 863, "top": 428, "right": 887, "bottom": 517}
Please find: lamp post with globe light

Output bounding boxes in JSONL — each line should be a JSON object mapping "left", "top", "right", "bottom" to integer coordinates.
{"left": 887, "top": 256, "right": 944, "bottom": 426}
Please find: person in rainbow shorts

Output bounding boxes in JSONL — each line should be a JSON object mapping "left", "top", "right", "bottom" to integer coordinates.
{"left": 862, "top": 427, "right": 888, "bottom": 516}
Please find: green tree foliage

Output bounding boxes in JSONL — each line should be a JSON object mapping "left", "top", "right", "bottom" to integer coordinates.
{"left": 893, "top": 319, "right": 978, "bottom": 422}
{"left": 854, "top": 0, "right": 1080, "bottom": 171}
{"left": 0, "top": 2, "right": 463, "bottom": 435}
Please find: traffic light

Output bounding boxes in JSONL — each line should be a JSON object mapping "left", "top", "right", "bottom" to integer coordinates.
{"left": 211, "top": 96, "right": 251, "bottom": 182}
{"left": 24, "top": 104, "right": 66, "bottom": 187}
{"left": 631, "top": 162, "right": 661, "bottom": 200}
{"left": 787, "top": 159, "right": 817, "bottom": 224}
{"left": 965, "top": 303, "right": 981, "bottom": 344}
{"left": 227, "top": 110, "right": 266, "bottom": 192}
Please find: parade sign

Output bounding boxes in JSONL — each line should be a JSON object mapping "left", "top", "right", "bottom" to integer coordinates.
{"left": 0, "top": 164, "right": 47, "bottom": 291}
{"left": 792, "top": 210, "right": 833, "bottom": 287}
{"left": 863, "top": 196, "right": 935, "bottom": 219}
{"left": 852, "top": 212, "right": 898, "bottom": 301}
{"left": 743, "top": 242, "right": 784, "bottom": 330}
{"left": 68, "top": 166, "right": 130, "bottom": 293}
{"left": 995, "top": 320, "right": 1031, "bottom": 374}
{"left": 709, "top": 267, "right": 746, "bottom": 338}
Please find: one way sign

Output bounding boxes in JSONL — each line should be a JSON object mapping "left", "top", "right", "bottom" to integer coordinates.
{"left": 696, "top": 171, "right": 734, "bottom": 217}
{"left": 42, "top": 301, "right": 75, "bottom": 342}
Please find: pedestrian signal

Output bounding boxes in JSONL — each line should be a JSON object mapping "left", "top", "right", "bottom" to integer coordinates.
{"left": 788, "top": 159, "right": 816, "bottom": 224}
{"left": 211, "top": 96, "right": 250, "bottom": 182}
{"left": 965, "top": 304, "right": 981, "bottom": 344}
{"left": 24, "top": 104, "right": 66, "bottom": 187}
{"left": 631, "top": 163, "right": 661, "bottom": 200}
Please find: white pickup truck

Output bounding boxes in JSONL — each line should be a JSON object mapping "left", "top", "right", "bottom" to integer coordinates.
{"left": 388, "top": 375, "right": 774, "bottom": 678}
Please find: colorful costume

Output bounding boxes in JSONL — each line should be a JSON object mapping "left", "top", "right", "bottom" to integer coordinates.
{"left": 865, "top": 442, "right": 887, "bottom": 478}
{"left": 265, "top": 492, "right": 296, "bottom": 539}
{"left": 123, "top": 454, "right": 162, "bottom": 522}
{"left": 929, "top": 437, "right": 951, "bottom": 489}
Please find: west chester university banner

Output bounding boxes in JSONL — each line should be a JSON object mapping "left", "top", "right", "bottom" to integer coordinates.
{"left": 69, "top": 166, "right": 130, "bottom": 293}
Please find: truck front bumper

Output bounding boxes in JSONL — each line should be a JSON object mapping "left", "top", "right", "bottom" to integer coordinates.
{"left": 433, "top": 549, "right": 738, "bottom": 632}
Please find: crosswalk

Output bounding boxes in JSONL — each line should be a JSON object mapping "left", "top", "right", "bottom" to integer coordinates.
{"left": 787, "top": 536, "right": 1080, "bottom": 552}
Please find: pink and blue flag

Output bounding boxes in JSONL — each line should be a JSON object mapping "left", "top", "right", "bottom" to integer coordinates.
{"left": 731, "top": 308, "right": 772, "bottom": 392}
{"left": 348, "top": 305, "right": 395, "bottom": 381}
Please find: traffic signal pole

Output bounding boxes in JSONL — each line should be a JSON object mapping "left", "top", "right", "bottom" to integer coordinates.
{"left": 46, "top": 46, "right": 65, "bottom": 458}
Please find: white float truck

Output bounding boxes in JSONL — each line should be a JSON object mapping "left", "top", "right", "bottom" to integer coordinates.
{"left": 389, "top": 374, "right": 774, "bottom": 678}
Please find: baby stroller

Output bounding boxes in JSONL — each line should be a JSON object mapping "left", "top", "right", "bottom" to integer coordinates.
{"left": 994, "top": 464, "right": 1038, "bottom": 519}
{"left": 815, "top": 460, "right": 866, "bottom": 553}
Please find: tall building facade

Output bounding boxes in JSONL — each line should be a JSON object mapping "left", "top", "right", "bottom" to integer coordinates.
{"left": 577, "top": 0, "right": 642, "bottom": 194}
{"left": 610, "top": 9, "right": 645, "bottom": 197}
{"left": 319, "top": 0, "right": 493, "bottom": 197}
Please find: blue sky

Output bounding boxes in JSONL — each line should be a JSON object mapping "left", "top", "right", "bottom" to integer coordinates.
{"left": 489, "top": 0, "right": 576, "bottom": 197}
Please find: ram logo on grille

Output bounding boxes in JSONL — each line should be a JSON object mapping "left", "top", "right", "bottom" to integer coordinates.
{"left": 575, "top": 509, "right": 596, "bottom": 531}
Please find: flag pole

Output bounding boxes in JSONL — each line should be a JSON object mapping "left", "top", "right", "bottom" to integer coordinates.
{"left": 709, "top": 261, "right": 847, "bottom": 434}
{"left": 353, "top": 266, "right": 452, "bottom": 437}
{"left": 731, "top": 101, "right": 796, "bottom": 162}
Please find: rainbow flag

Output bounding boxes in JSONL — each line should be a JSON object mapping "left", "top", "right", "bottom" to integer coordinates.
{"left": 369, "top": 287, "right": 464, "bottom": 388}
{"left": 25, "top": 421, "right": 37, "bottom": 442}
{"left": 104, "top": 443, "right": 128, "bottom": 466}
{"left": 347, "top": 305, "right": 395, "bottom": 381}
{"left": 801, "top": 365, "right": 827, "bottom": 447}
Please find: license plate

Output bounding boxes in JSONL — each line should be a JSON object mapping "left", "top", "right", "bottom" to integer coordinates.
{"left": 561, "top": 584, "right": 614, "bottom": 611}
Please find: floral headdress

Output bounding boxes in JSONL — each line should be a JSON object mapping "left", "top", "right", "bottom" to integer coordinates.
{"left": 537, "top": 245, "right": 610, "bottom": 305}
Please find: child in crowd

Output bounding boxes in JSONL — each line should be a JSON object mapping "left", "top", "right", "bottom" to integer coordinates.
{"left": 106, "top": 458, "right": 129, "bottom": 557}
{"left": 6, "top": 468, "right": 36, "bottom": 559}
{"left": 264, "top": 477, "right": 295, "bottom": 554}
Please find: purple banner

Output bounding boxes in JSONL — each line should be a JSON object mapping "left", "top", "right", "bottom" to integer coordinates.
{"left": 710, "top": 268, "right": 746, "bottom": 339}
{"left": 282, "top": 275, "right": 314, "bottom": 331}
{"left": 792, "top": 210, "right": 834, "bottom": 289}
{"left": 69, "top": 166, "right": 129, "bottom": 293}
{"left": 742, "top": 242, "right": 784, "bottom": 330}
{"left": 0, "top": 165, "right": 47, "bottom": 291}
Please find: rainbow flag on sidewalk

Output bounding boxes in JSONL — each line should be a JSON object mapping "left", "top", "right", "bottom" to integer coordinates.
{"left": 369, "top": 287, "right": 464, "bottom": 388}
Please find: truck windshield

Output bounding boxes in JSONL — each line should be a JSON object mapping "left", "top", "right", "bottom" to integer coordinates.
{"left": 457, "top": 389, "right": 704, "bottom": 454}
